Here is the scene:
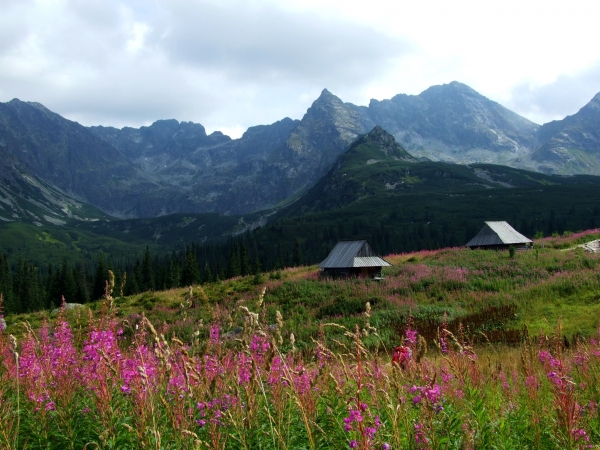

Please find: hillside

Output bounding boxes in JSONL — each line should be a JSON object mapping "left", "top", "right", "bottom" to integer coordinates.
{"left": 525, "top": 92, "right": 600, "bottom": 174}
{"left": 260, "top": 127, "right": 600, "bottom": 267}
{"left": 5, "top": 229, "right": 600, "bottom": 340}
{"left": 2, "top": 231, "right": 600, "bottom": 448}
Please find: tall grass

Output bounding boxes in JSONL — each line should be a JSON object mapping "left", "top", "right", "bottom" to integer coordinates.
{"left": 2, "top": 293, "right": 600, "bottom": 448}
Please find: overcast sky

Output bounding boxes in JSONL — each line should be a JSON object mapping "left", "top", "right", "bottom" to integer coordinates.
{"left": 1, "top": 0, "right": 599, "bottom": 138}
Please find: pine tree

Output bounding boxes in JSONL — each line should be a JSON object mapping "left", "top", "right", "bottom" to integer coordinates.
{"left": 141, "top": 246, "right": 155, "bottom": 292}
{"left": 167, "top": 258, "right": 180, "bottom": 289}
{"left": 0, "top": 255, "right": 15, "bottom": 314}
{"left": 274, "top": 243, "right": 284, "bottom": 270}
{"left": 59, "top": 258, "right": 77, "bottom": 305}
{"left": 181, "top": 247, "right": 200, "bottom": 286}
{"left": 252, "top": 255, "right": 262, "bottom": 275}
{"left": 240, "top": 243, "right": 250, "bottom": 276}
{"left": 203, "top": 262, "right": 213, "bottom": 283}
{"left": 293, "top": 238, "right": 303, "bottom": 266}
{"left": 14, "top": 260, "right": 42, "bottom": 313}
{"left": 74, "top": 263, "right": 91, "bottom": 303}
{"left": 228, "top": 244, "right": 241, "bottom": 278}
{"left": 93, "top": 255, "right": 108, "bottom": 300}
{"left": 133, "top": 259, "right": 143, "bottom": 294}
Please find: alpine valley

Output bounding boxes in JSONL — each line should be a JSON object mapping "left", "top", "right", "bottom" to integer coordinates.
{"left": 1, "top": 81, "right": 600, "bottom": 270}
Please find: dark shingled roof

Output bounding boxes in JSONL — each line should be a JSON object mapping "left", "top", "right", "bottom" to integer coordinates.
{"left": 319, "top": 240, "right": 392, "bottom": 268}
{"left": 466, "top": 221, "right": 532, "bottom": 247}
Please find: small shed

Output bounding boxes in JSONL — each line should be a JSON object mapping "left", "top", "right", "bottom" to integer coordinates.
{"left": 319, "top": 240, "right": 392, "bottom": 279}
{"left": 466, "top": 221, "right": 532, "bottom": 249}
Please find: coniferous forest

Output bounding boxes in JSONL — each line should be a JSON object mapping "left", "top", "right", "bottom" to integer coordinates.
{"left": 1, "top": 188, "right": 599, "bottom": 316}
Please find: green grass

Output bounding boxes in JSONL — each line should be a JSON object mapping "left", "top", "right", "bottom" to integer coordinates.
{"left": 6, "top": 231, "right": 600, "bottom": 351}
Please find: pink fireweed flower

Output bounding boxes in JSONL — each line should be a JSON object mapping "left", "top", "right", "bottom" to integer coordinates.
{"left": 440, "top": 336, "right": 448, "bottom": 354}
{"left": 292, "top": 366, "right": 313, "bottom": 395}
{"left": 249, "top": 334, "right": 270, "bottom": 365}
{"left": 414, "top": 422, "right": 429, "bottom": 447}
{"left": 441, "top": 368, "right": 453, "bottom": 384}
{"left": 525, "top": 374, "right": 540, "bottom": 390}
{"left": 267, "top": 356, "right": 287, "bottom": 387}
{"left": 203, "top": 354, "right": 224, "bottom": 383}
{"left": 410, "top": 384, "right": 443, "bottom": 411}
{"left": 209, "top": 324, "right": 220, "bottom": 345}
{"left": 538, "top": 350, "right": 562, "bottom": 370}
{"left": 571, "top": 428, "right": 591, "bottom": 447}
{"left": 573, "top": 353, "right": 589, "bottom": 367}
{"left": 237, "top": 352, "right": 252, "bottom": 385}
{"left": 405, "top": 327, "right": 417, "bottom": 346}
{"left": 343, "top": 408, "right": 364, "bottom": 432}
{"left": 82, "top": 329, "right": 122, "bottom": 388}
{"left": 197, "top": 395, "right": 238, "bottom": 428}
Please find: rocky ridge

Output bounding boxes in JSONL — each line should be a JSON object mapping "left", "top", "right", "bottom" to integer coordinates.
{"left": 1, "top": 82, "right": 600, "bottom": 219}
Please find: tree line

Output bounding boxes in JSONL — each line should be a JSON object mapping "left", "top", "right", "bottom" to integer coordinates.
{"left": 1, "top": 190, "right": 597, "bottom": 316}
{"left": 0, "top": 234, "right": 304, "bottom": 315}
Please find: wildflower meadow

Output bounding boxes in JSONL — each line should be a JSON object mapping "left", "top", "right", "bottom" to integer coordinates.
{"left": 2, "top": 233, "right": 600, "bottom": 448}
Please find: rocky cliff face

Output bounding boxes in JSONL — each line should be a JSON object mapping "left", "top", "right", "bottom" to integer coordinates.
{"left": 0, "top": 99, "right": 174, "bottom": 218}
{"left": 522, "top": 93, "right": 600, "bottom": 174}
{"left": 0, "top": 145, "right": 108, "bottom": 225}
{"left": 90, "top": 89, "right": 365, "bottom": 215}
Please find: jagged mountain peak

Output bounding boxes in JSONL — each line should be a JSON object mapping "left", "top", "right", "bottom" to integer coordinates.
{"left": 309, "top": 88, "right": 345, "bottom": 110}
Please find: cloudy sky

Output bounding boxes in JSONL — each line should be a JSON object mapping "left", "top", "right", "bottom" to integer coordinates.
{"left": 1, "top": 0, "right": 599, "bottom": 138}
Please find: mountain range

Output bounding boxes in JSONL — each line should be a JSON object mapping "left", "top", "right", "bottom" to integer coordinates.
{"left": 1, "top": 82, "right": 599, "bottom": 223}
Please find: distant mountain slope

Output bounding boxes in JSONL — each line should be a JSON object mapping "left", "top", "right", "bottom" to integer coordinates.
{"left": 89, "top": 89, "right": 366, "bottom": 215}
{"left": 90, "top": 116, "right": 301, "bottom": 214}
{"left": 0, "top": 99, "right": 189, "bottom": 218}
{"left": 281, "top": 126, "right": 600, "bottom": 218}
{"left": 522, "top": 93, "right": 600, "bottom": 174}
{"left": 358, "top": 81, "right": 540, "bottom": 164}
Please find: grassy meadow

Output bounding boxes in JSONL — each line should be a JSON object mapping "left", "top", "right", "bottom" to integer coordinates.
{"left": 2, "top": 230, "right": 600, "bottom": 448}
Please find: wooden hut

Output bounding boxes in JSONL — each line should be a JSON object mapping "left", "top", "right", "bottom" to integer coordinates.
{"left": 466, "top": 221, "right": 532, "bottom": 249}
{"left": 319, "top": 240, "right": 391, "bottom": 279}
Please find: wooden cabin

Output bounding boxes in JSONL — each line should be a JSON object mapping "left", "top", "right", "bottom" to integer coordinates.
{"left": 319, "top": 240, "right": 391, "bottom": 279}
{"left": 466, "top": 221, "right": 532, "bottom": 250}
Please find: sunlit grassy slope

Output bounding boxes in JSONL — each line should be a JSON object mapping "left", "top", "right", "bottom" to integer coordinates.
{"left": 6, "top": 229, "right": 600, "bottom": 350}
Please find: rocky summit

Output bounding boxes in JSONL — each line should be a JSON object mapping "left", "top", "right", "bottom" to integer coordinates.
{"left": 358, "top": 81, "right": 540, "bottom": 165}
{"left": 1, "top": 82, "right": 599, "bottom": 220}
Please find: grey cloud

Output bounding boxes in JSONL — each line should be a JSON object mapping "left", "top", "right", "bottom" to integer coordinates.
{"left": 508, "top": 62, "right": 600, "bottom": 124}
{"left": 0, "top": 1, "right": 34, "bottom": 53}
{"left": 0, "top": 0, "right": 410, "bottom": 131}
{"left": 156, "top": 1, "right": 410, "bottom": 87}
